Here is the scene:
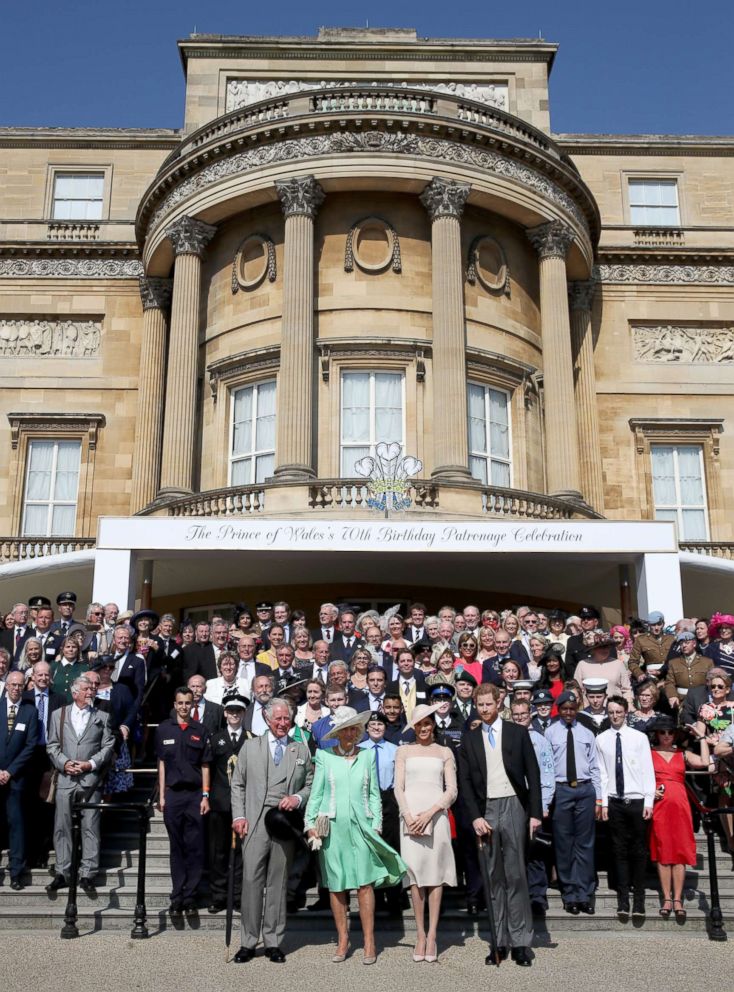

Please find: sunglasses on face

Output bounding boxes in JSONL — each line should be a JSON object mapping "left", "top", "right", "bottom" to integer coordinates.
{"left": 710, "top": 683, "right": 726, "bottom": 689}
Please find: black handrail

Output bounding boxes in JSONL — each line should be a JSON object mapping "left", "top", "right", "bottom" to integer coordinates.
{"left": 60, "top": 792, "right": 156, "bottom": 940}
{"left": 685, "top": 782, "right": 733, "bottom": 943}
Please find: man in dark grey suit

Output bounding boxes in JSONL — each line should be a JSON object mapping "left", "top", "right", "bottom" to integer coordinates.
{"left": 230, "top": 698, "right": 313, "bottom": 963}
{"left": 46, "top": 675, "right": 115, "bottom": 894}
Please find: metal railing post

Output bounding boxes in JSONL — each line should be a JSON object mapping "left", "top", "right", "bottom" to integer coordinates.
{"left": 130, "top": 805, "right": 150, "bottom": 939}
{"left": 60, "top": 803, "right": 82, "bottom": 939}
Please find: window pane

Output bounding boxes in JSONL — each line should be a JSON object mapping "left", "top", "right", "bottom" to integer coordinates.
{"left": 342, "top": 373, "right": 370, "bottom": 443}
{"left": 651, "top": 446, "right": 676, "bottom": 505}
{"left": 470, "top": 455, "right": 487, "bottom": 484}
{"left": 231, "top": 457, "right": 252, "bottom": 486}
{"left": 23, "top": 504, "right": 48, "bottom": 536}
{"left": 655, "top": 508, "right": 678, "bottom": 523}
{"left": 374, "top": 373, "right": 403, "bottom": 443}
{"left": 51, "top": 505, "right": 76, "bottom": 537}
{"left": 255, "top": 382, "right": 276, "bottom": 451}
{"left": 342, "top": 445, "right": 370, "bottom": 476}
{"left": 468, "top": 384, "right": 487, "bottom": 454}
{"left": 53, "top": 441, "right": 81, "bottom": 500}
{"left": 232, "top": 387, "right": 253, "bottom": 456}
{"left": 681, "top": 509, "right": 707, "bottom": 541}
{"left": 254, "top": 453, "right": 274, "bottom": 483}
{"left": 677, "top": 445, "right": 704, "bottom": 505}
{"left": 26, "top": 441, "right": 54, "bottom": 500}
{"left": 491, "top": 460, "right": 511, "bottom": 488}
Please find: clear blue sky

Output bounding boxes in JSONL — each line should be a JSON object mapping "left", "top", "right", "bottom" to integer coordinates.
{"left": 3, "top": 0, "right": 733, "bottom": 134}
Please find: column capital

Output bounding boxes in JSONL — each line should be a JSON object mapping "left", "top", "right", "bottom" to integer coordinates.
{"left": 527, "top": 220, "right": 575, "bottom": 260}
{"left": 165, "top": 215, "right": 217, "bottom": 257}
{"left": 420, "top": 177, "right": 471, "bottom": 221}
{"left": 276, "top": 176, "right": 325, "bottom": 219}
{"left": 568, "top": 277, "right": 597, "bottom": 312}
{"left": 138, "top": 276, "right": 173, "bottom": 311}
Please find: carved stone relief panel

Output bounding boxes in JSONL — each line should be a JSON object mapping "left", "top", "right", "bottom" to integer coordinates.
{"left": 0, "top": 318, "right": 101, "bottom": 357}
{"left": 231, "top": 234, "right": 276, "bottom": 293}
{"left": 226, "top": 78, "right": 509, "bottom": 113}
{"left": 632, "top": 325, "right": 734, "bottom": 363}
{"left": 466, "top": 236, "right": 510, "bottom": 296}
{"left": 344, "top": 217, "right": 401, "bottom": 274}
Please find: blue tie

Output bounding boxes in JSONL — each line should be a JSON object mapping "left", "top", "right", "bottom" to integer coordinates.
{"left": 37, "top": 693, "right": 47, "bottom": 745}
{"left": 274, "top": 739, "right": 284, "bottom": 766}
{"left": 487, "top": 725, "right": 495, "bottom": 749}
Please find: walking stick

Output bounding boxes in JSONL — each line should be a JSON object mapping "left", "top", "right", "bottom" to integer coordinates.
{"left": 225, "top": 829, "right": 237, "bottom": 960}
{"left": 477, "top": 833, "right": 502, "bottom": 967}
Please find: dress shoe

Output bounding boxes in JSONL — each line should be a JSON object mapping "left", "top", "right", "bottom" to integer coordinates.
{"left": 207, "top": 901, "right": 225, "bottom": 914}
{"left": 233, "top": 947, "right": 255, "bottom": 963}
{"left": 332, "top": 942, "right": 351, "bottom": 963}
{"left": 10, "top": 879, "right": 24, "bottom": 891}
{"left": 183, "top": 899, "right": 198, "bottom": 918}
{"left": 79, "top": 877, "right": 97, "bottom": 895}
{"left": 46, "top": 874, "right": 67, "bottom": 893}
{"left": 169, "top": 900, "right": 184, "bottom": 917}
{"left": 265, "top": 948, "right": 286, "bottom": 963}
{"left": 530, "top": 899, "right": 547, "bottom": 916}
{"left": 485, "top": 946, "right": 508, "bottom": 965}
{"left": 466, "top": 901, "right": 479, "bottom": 916}
{"left": 578, "top": 901, "right": 595, "bottom": 915}
{"left": 511, "top": 947, "right": 532, "bottom": 967}
{"left": 564, "top": 902, "right": 580, "bottom": 915}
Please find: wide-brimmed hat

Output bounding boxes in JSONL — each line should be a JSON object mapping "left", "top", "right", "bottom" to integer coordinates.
{"left": 591, "top": 631, "right": 614, "bottom": 650}
{"left": 646, "top": 715, "right": 690, "bottom": 743}
{"left": 264, "top": 806, "right": 306, "bottom": 847}
{"left": 709, "top": 613, "right": 734, "bottom": 640}
{"left": 323, "top": 705, "right": 372, "bottom": 740}
{"left": 407, "top": 701, "right": 443, "bottom": 730}
{"left": 130, "top": 609, "right": 160, "bottom": 629}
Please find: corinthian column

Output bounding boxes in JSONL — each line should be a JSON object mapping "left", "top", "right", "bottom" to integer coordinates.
{"left": 273, "top": 176, "right": 324, "bottom": 479}
{"left": 158, "top": 215, "right": 217, "bottom": 496}
{"left": 131, "top": 276, "right": 172, "bottom": 511}
{"left": 527, "top": 220, "right": 581, "bottom": 499}
{"left": 569, "top": 279, "right": 605, "bottom": 512}
{"left": 420, "top": 177, "right": 472, "bottom": 482}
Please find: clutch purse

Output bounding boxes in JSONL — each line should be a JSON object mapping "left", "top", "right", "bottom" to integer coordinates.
{"left": 401, "top": 813, "right": 434, "bottom": 837}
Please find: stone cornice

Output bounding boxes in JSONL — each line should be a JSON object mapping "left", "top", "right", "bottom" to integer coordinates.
{"left": 557, "top": 134, "right": 734, "bottom": 157}
{"left": 0, "top": 127, "right": 180, "bottom": 151}
{"left": 0, "top": 249, "right": 143, "bottom": 279}
{"left": 8, "top": 412, "right": 106, "bottom": 449}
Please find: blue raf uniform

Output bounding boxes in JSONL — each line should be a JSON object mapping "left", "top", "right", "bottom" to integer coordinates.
{"left": 156, "top": 716, "right": 212, "bottom": 909}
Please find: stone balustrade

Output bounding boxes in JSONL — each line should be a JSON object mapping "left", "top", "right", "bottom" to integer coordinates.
{"left": 679, "top": 542, "right": 734, "bottom": 560}
{"left": 162, "top": 486, "right": 266, "bottom": 517}
{"left": 480, "top": 486, "right": 601, "bottom": 520}
{"left": 0, "top": 537, "right": 96, "bottom": 563}
{"left": 46, "top": 221, "right": 100, "bottom": 241}
{"left": 308, "top": 479, "right": 439, "bottom": 510}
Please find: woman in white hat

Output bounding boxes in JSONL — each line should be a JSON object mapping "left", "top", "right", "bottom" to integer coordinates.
{"left": 393, "top": 702, "right": 458, "bottom": 963}
{"left": 305, "top": 706, "right": 406, "bottom": 965}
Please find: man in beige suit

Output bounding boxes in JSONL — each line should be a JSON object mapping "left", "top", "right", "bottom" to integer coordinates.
{"left": 45, "top": 675, "right": 115, "bottom": 895}
{"left": 230, "top": 697, "right": 313, "bottom": 963}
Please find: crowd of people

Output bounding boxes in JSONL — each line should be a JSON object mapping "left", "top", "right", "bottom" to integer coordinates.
{"left": 1, "top": 592, "right": 733, "bottom": 965}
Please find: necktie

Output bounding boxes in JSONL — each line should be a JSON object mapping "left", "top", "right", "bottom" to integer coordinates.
{"left": 374, "top": 743, "right": 381, "bottom": 787}
{"left": 8, "top": 704, "right": 16, "bottom": 734}
{"left": 193, "top": 703, "right": 200, "bottom": 722}
{"left": 62, "top": 622, "right": 68, "bottom": 634}
{"left": 325, "top": 629, "right": 331, "bottom": 642}
{"left": 403, "top": 680, "right": 410, "bottom": 694}
{"left": 274, "top": 739, "right": 284, "bottom": 766}
{"left": 15, "top": 629, "right": 22, "bottom": 650}
{"left": 346, "top": 637, "right": 352, "bottom": 649}
{"left": 487, "top": 724, "right": 495, "bottom": 748}
{"left": 566, "top": 726, "right": 577, "bottom": 786}
{"left": 615, "top": 732, "right": 625, "bottom": 798}
{"left": 231, "top": 732, "right": 238, "bottom": 747}
{"left": 37, "top": 693, "right": 47, "bottom": 744}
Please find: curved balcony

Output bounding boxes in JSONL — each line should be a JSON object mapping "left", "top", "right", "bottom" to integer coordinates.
{"left": 137, "top": 480, "right": 602, "bottom": 521}
{"left": 136, "top": 85, "right": 600, "bottom": 258}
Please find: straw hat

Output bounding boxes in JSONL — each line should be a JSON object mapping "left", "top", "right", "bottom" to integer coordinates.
{"left": 323, "top": 705, "right": 372, "bottom": 740}
{"left": 407, "top": 701, "right": 443, "bottom": 730}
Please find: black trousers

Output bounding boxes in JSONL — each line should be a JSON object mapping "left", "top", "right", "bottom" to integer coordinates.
{"left": 23, "top": 746, "right": 55, "bottom": 866}
{"left": 163, "top": 788, "right": 205, "bottom": 902}
{"left": 607, "top": 797, "right": 647, "bottom": 905}
{"left": 375, "top": 788, "right": 402, "bottom": 910}
{"left": 208, "top": 808, "right": 242, "bottom": 904}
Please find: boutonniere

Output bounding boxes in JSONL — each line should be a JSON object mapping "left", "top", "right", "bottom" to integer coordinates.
{"left": 288, "top": 746, "right": 297, "bottom": 752}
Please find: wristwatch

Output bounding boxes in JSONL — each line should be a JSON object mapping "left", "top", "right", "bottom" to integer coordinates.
{"left": 202, "top": 791, "right": 210, "bottom": 798}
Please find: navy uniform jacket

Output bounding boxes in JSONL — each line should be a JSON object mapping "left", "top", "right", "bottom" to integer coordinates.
{"left": 209, "top": 728, "right": 250, "bottom": 813}
{"left": 156, "top": 717, "right": 212, "bottom": 790}
{"left": 0, "top": 698, "right": 39, "bottom": 787}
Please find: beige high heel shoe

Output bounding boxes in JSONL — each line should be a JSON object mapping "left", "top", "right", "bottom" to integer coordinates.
{"left": 332, "top": 942, "right": 351, "bottom": 963}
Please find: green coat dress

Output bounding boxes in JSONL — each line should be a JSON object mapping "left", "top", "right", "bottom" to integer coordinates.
{"left": 305, "top": 748, "right": 406, "bottom": 892}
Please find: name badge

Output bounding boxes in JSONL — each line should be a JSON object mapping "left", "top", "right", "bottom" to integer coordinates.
{"left": 190, "top": 735, "right": 201, "bottom": 742}
{"left": 416, "top": 692, "right": 426, "bottom": 700}
{"left": 163, "top": 738, "right": 175, "bottom": 745}
{"left": 170, "top": 648, "right": 180, "bottom": 659}
{"left": 15, "top": 723, "right": 26, "bottom": 731}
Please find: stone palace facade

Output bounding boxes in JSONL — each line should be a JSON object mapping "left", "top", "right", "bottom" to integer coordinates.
{"left": 0, "top": 28, "right": 732, "bottom": 616}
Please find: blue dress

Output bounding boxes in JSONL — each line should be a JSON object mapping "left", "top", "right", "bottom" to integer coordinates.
{"left": 305, "top": 748, "right": 406, "bottom": 891}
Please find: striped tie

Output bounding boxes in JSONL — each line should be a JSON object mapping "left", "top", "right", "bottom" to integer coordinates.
{"left": 7, "top": 704, "right": 16, "bottom": 734}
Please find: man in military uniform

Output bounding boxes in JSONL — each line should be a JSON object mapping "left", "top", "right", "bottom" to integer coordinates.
{"left": 207, "top": 693, "right": 251, "bottom": 913}
{"left": 580, "top": 678, "right": 610, "bottom": 734}
{"left": 49, "top": 592, "right": 78, "bottom": 638}
{"left": 156, "top": 686, "right": 212, "bottom": 917}
{"left": 453, "top": 669, "right": 478, "bottom": 725}
{"left": 531, "top": 689, "right": 554, "bottom": 734}
{"left": 628, "top": 611, "right": 675, "bottom": 683}
{"left": 664, "top": 630, "right": 712, "bottom": 710}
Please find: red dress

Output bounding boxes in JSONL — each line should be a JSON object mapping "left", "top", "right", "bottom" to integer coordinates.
{"left": 649, "top": 750, "right": 697, "bottom": 866}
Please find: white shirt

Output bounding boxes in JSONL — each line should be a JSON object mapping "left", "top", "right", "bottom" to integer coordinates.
{"left": 596, "top": 723, "right": 656, "bottom": 806}
{"left": 251, "top": 702, "right": 268, "bottom": 736}
{"left": 68, "top": 704, "right": 97, "bottom": 770}
{"left": 267, "top": 731, "right": 289, "bottom": 761}
{"left": 205, "top": 676, "right": 249, "bottom": 706}
{"left": 237, "top": 659, "right": 257, "bottom": 690}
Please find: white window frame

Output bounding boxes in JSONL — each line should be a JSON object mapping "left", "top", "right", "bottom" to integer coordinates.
{"left": 228, "top": 379, "right": 276, "bottom": 486}
{"left": 651, "top": 443, "right": 710, "bottom": 540}
{"left": 21, "top": 439, "right": 81, "bottom": 537}
{"left": 51, "top": 171, "right": 106, "bottom": 221}
{"left": 628, "top": 178, "right": 680, "bottom": 227}
{"left": 468, "top": 381, "right": 513, "bottom": 487}
{"left": 340, "top": 370, "right": 406, "bottom": 477}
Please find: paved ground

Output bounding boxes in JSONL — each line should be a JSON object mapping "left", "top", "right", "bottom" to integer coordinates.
{"left": 0, "top": 930, "right": 728, "bottom": 990}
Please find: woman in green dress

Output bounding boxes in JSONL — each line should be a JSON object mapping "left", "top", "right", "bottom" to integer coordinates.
{"left": 305, "top": 706, "right": 407, "bottom": 965}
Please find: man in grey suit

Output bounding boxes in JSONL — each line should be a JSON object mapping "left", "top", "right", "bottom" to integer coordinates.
{"left": 45, "top": 675, "right": 115, "bottom": 894}
{"left": 230, "top": 698, "right": 313, "bottom": 963}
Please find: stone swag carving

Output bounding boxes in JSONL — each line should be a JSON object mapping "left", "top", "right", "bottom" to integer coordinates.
{"left": 0, "top": 319, "right": 101, "bottom": 357}
{"left": 420, "top": 177, "right": 471, "bottom": 221}
{"left": 344, "top": 217, "right": 402, "bottom": 274}
{"left": 231, "top": 234, "right": 277, "bottom": 293}
{"left": 0, "top": 257, "right": 142, "bottom": 279}
{"left": 596, "top": 263, "right": 734, "bottom": 285}
{"left": 275, "top": 176, "right": 325, "bottom": 218}
{"left": 226, "top": 78, "right": 509, "bottom": 113}
{"left": 633, "top": 325, "right": 734, "bottom": 363}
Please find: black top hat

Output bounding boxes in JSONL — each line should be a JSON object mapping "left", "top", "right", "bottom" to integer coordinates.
{"left": 56, "top": 591, "right": 77, "bottom": 605}
{"left": 264, "top": 806, "right": 306, "bottom": 846}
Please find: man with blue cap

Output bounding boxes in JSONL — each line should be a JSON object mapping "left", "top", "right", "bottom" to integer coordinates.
{"left": 664, "top": 630, "right": 712, "bottom": 709}
{"left": 629, "top": 612, "right": 675, "bottom": 682}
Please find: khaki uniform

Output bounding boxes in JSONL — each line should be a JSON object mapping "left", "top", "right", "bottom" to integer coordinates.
{"left": 664, "top": 654, "right": 712, "bottom": 703}
{"left": 629, "top": 634, "right": 675, "bottom": 681}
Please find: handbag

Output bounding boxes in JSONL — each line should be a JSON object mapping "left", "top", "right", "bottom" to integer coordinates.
{"left": 40, "top": 705, "right": 64, "bottom": 804}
